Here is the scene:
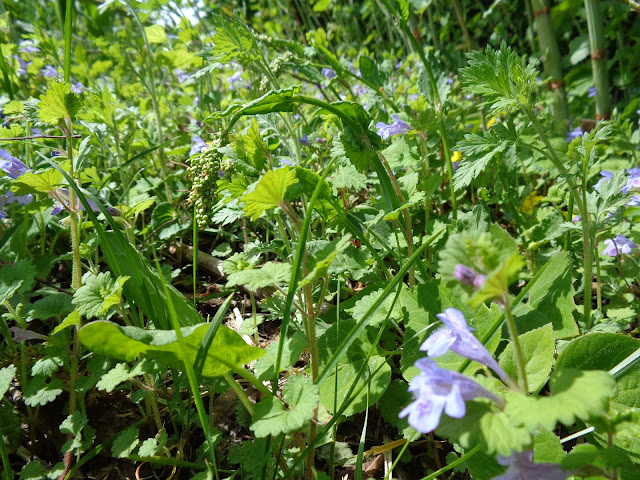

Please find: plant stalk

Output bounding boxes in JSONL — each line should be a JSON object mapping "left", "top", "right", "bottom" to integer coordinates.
{"left": 584, "top": 0, "right": 611, "bottom": 119}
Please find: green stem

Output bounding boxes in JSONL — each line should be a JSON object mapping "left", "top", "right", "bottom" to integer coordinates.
{"left": 0, "top": 432, "right": 12, "bottom": 480}
{"left": 223, "top": 372, "right": 255, "bottom": 416}
{"left": 594, "top": 238, "right": 602, "bottom": 312}
{"left": 584, "top": 0, "right": 611, "bottom": 119}
{"left": 530, "top": 0, "right": 568, "bottom": 132}
{"left": 63, "top": 0, "right": 73, "bottom": 83}
{"left": 503, "top": 295, "right": 529, "bottom": 393}
{"left": 64, "top": 121, "right": 82, "bottom": 290}
{"left": 0, "top": 48, "right": 14, "bottom": 100}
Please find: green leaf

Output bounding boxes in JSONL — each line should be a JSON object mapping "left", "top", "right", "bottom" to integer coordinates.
{"left": 38, "top": 81, "right": 81, "bottom": 125}
{"left": 0, "top": 364, "right": 16, "bottom": 398}
{"left": 137, "top": 430, "right": 168, "bottom": 457}
{"left": 241, "top": 167, "right": 298, "bottom": 220}
{"left": 11, "top": 167, "right": 66, "bottom": 195}
{"left": 72, "top": 272, "right": 130, "bottom": 319}
{"left": 436, "top": 401, "right": 531, "bottom": 456}
{"left": 513, "top": 252, "right": 579, "bottom": 339}
{"left": 359, "top": 56, "right": 385, "bottom": 90}
{"left": 226, "top": 262, "right": 291, "bottom": 290}
{"left": 300, "top": 236, "right": 352, "bottom": 286}
{"left": 460, "top": 41, "right": 539, "bottom": 115}
{"left": 59, "top": 411, "right": 88, "bottom": 436}
{"left": 250, "top": 375, "right": 319, "bottom": 437}
{"left": 207, "top": 86, "right": 302, "bottom": 121}
{"left": 254, "top": 331, "right": 307, "bottom": 381}
{"left": 470, "top": 253, "right": 524, "bottom": 307}
{"left": 95, "top": 362, "right": 145, "bottom": 393}
{"left": 112, "top": 426, "right": 140, "bottom": 458}
{"left": 52, "top": 310, "right": 81, "bottom": 334}
{"left": 533, "top": 429, "right": 565, "bottom": 463}
{"left": 78, "top": 321, "right": 264, "bottom": 378}
{"left": 144, "top": 25, "right": 166, "bottom": 44}
{"left": 28, "top": 293, "right": 74, "bottom": 321}
{"left": 453, "top": 130, "right": 511, "bottom": 190}
{"left": 317, "top": 319, "right": 391, "bottom": 416}
{"left": 556, "top": 333, "right": 640, "bottom": 409}
{"left": 209, "top": 14, "right": 259, "bottom": 63}
{"left": 23, "top": 376, "right": 65, "bottom": 407}
{"left": 499, "top": 324, "right": 555, "bottom": 393}
{"left": 504, "top": 369, "right": 616, "bottom": 432}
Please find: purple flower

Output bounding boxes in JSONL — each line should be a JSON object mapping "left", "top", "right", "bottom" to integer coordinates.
{"left": 1, "top": 149, "right": 29, "bottom": 179}
{"left": 451, "top": 161, "right": 460, "bottom": 171}
{"left": 421, "top": 308, "right": 512, "bottom": 384}
{"left": 376, "top": 115, "right": 412, "bottom": 140}
{"left": 602, "top": 235, "right": 638, "bottom": 257}
{"left": 298, "top": 134, "right": 310, "bottom": 146}
{"left": 627, "top": 194, "right": 640, "bottom": 207}
{"left": 71, "top": 82, "right": 84, "bottom": 94}
{"left": 41, "top": 65, "right": 57, "bottom": 78}
{"left": 0, "top": 191, "right": 33, "bottom": 219}
{"left": 189, "top": 135, "right": 208, "bottom": 156}
{"left": 20, "top": 45, "right": 40, "bottom": 54}
{"left": 624, "top": 167, "right": 640, "bottom": 192}
{"left": 279, "top": 158, "right": 294, "bottom": 167}
{"left": 572, "top": 215, "right": 581, "bottom": 222}
{"left": 226, "top": 71, "right": 243, "bottom": 89}
{"left": 494, "top": 451, "right": 567, "bottom": 480}
{"left": 399, "top": 358, "right": 499, "bottom": 433}
{"left": 175, "top": 69, "right": 190, "bottom": 83}
{"left": 13, "top": 55, "right": 30, "bottom": 76}
{"left": 565, "top": 126, "right": 584, "bottom": 142}
{"left": 593, "top": 170, "right": 614, "bottom": 191}
{"left": 321, "top": 68, "right": 336, "bottom": 79}
{"left": 453, "top": 264, "right": 485, "bottom": 289}
{"left": 587, "top": 86, "right": 596, "bottom": 98}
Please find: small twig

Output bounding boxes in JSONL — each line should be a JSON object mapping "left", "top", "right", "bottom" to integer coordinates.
{"left": 1, "top": 134, "right": 82, "bottom": 141}
{"left": 34, "top": 277, "right": 74, "bottom": 295}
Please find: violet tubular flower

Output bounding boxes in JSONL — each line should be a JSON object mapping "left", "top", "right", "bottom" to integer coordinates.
{"left": 189, "top": 135, "right": 208, "bottom": 157}
{"left": 593, "top": 170, "right": 614, "bottom": 191}
{"left": 1, "top": 149, "right": 29, "bottom": 179}
{"left": 453, "top": 264, "right": 485, "bottom": 289}
{"left": 565, "top": 126, "right": 584, "bottom": 142}
{"left": 494, "top": 451, "right": 567, "bottom": 480}
{"left": 399, "top": 358, "right": 499, "bottom": 433}
{"left": 421, "top": 308, "right": 512, "bottom": 385}
{"left": 321, "top": 68, "right": 336, "bottom": 79}
{"left": 624, "top": 167, "right": 640, "bottom": 192}
{"left": 376, "top": 115, "right": 412, "bottom": 140}
{"left": 602, "top": 235, "right": 637, "bottom": 257}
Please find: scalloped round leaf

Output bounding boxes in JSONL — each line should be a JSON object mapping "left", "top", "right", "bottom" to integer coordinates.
{"left": 78, "top": 321, "right": 264, "bottom": 378}
{"left": 556, "top": 333, "right": 640, "bottom": 409}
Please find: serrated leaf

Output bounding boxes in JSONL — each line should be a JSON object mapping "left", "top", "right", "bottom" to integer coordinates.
{"left": 453, "top": 130, "right": 511, "bottom": 190}
{"left": 299, "top": 236, "right": 352, "bottom": 286}
{"left": 359, "top": 56, "right": 384, "bottom": 90}
{"left": 241, "top": 167, "right": 298, "bottom": 220}
{"left": 72, "top": 272, "right": 129, "bottom": 319}
{"left": 23, "top": 377, "right": 64, "bottom": 407}
{"left": 207, "top": 86, "right": 302, "bottom": 121}
{"left": 254, "top": 331, "right": 307, "bottom": 381}
{"left": 137, "top": 430, "right": 168, "bottom": 457}
{"left": 504, "top": 369, "right": 616, "bottom": 432}
{"left": 226, "top": 262, "right": 291, "bottom": 290}
{"left": 112, "top": 426, "right": 140, "bottom": 458}
{"left": 251, "top": 375, "right": 319, "bottom": 437}
{"left": 209, "top": 14, "right": 259, "bottom": 63}
{"left": 0, "top": 364, "right": 16, "bottom": 398}
{"left": 534, "top": 429, "right": 565, "bottom": 463}
{"left": 31, "top": 355, "right": 64, "bottom": 377}
{"left": 11, "top": 167, "right": 66, "bottom": 195}
{"left": 28, "top": 293, "right": 74, "bottom": 322}
{"left": 499, "top": 324, "right": 555, "bottom": 393}
{"left": 59, "top": 411, "right": 88, "bottom": 436}
{"left": 79, "top": 320, "right": 264, "bottom": 378}
{"left": 96, "top": 363, "right": 134, "bottom": 392}
{"left": 38, "top": 81, "right": 81, "bottom": 125}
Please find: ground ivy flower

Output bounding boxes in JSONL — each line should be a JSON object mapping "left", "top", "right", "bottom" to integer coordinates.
{"left": 627, "top": 194, "right": 640, "bottom": 207}
{"left": 226, "top": 71, "right": 244, "bottom": 89}
{"left": 0, "top": 191, "right": 33, "bottom": 219}
{"left": 189, "top": 135, "right": 209, "bottom": 157}
{"left": 565, "top": 126, "right": 584, "bottom": 142}
{"left": 399, "top": 358, "right": 499, "bottom": 433}
{"left": 421, "top": 308, "right": 512, "bottom": 384}
{"left": 12, "top": 55, "right": 30, "bottom": 76}
{"left": 624, "top": 167, "right": 640, "bottom": 192}
{"left": 41, "top": 65, "right": 57, "bottom": 78}
{"left": 298, "top": 134, "right": 310, "bottom": 146}
{"left": 494, "top": 451, "right": 567, "bottom": 480}
{"left": 593, "top": 170, "right": 613, "bottom": 191}
{"left": 376, "top": 115, "right": 412, "bottom": 140}
{"left": 602, "top": 235, "right": 638, "bottom": 257}
{"left": 453, "top": 264, "right": 486, "bottom": 289}
{"left": 587, "top": 86, "right": 596, "bottom": 98}
{"left": 1, "top": 149, "right": 29, "bottom": 179}
{"left": 321, "top": 68, "right": 336, "bottom": 79}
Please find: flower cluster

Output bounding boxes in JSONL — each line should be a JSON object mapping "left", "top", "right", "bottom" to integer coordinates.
{"left": 187, "top": 136, "right": 224, "bottom": 228}
{"left": 602, "top": 235, "right": 637, "bottom": 257}
{"left": 401, "top": 308, "right": 511, "bottom": 434}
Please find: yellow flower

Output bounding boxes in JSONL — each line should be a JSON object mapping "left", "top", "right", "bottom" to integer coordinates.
{"left": 451, "top": 151, "right": 462, "bottom": 163}
{"left": 521, "top": 192, "right": 543, "bottom": 214}
{"left": 487, "top": 117, "right": 496, "bottom": 128}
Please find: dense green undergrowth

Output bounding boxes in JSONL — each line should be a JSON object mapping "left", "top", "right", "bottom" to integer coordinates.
{"left": 1, "top": 0, "right": 640, "bottom": 479}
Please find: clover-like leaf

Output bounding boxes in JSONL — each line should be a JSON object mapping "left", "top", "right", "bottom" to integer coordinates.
{"left": 250, "top": 375, "right": 319, "bottom": 437}
{"left": 242, "top": 167, "right": 298, "bottom": 220}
